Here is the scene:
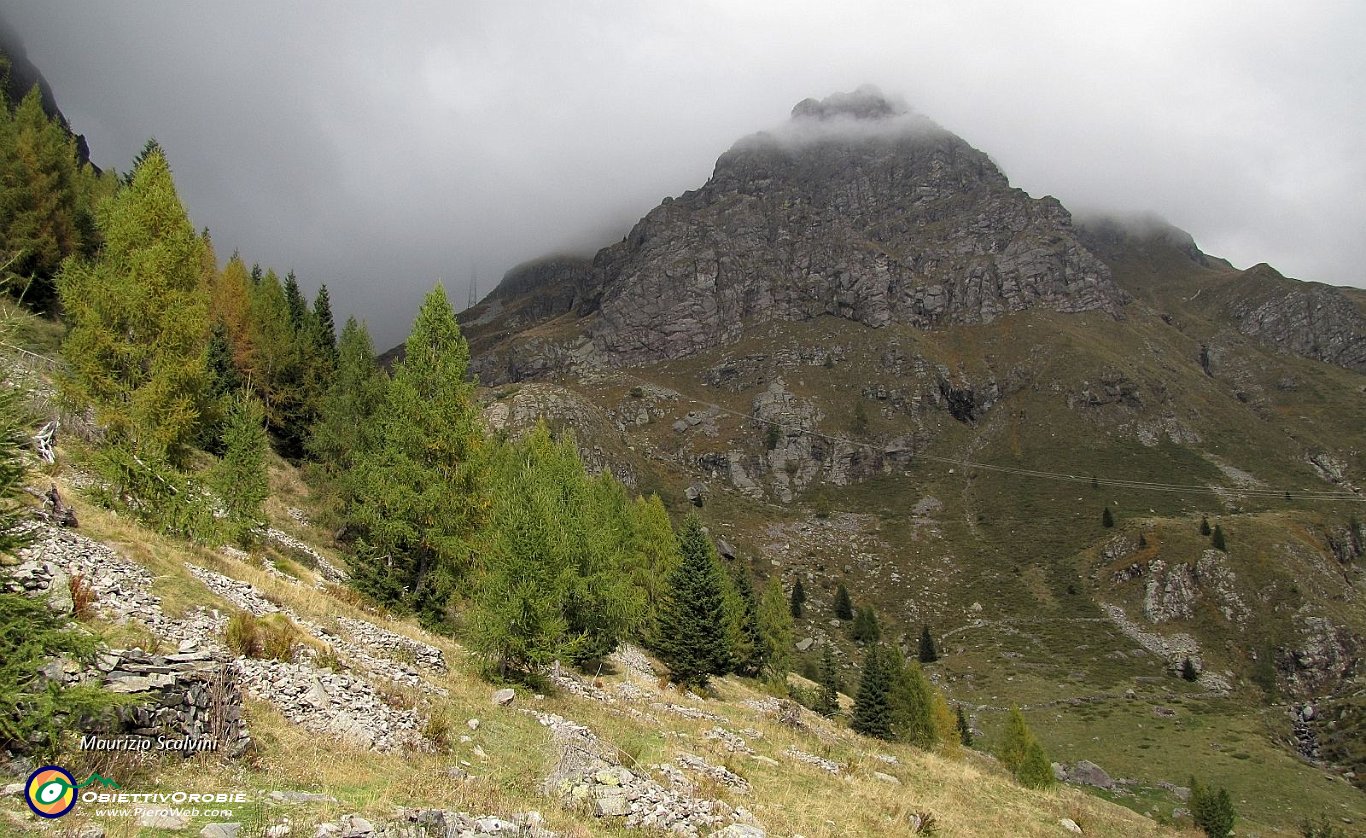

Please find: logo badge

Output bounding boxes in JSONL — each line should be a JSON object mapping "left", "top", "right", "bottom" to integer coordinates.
{"left": 25, "top": 766, "right": 78, "bottom": 819}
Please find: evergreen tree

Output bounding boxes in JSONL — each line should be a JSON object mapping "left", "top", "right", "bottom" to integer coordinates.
{"left": 653, "top": 515, "right": 733, "bottom": 687}
{"left": 1182, "top": 656, "right": 1198, "bottom": 682}
{"left": 348, "top": 285, "right": 484, "bottom": 626}
{"left": 1211, "top": 524, "right": 1227, "bottom": 552}
{"left": 211, "top": 394, "right": 269, "bottom": 547}
{"left": 1102, "top": 506, "right": 1115, "bottom": 528}
{"left": 1016, "top": 738, "right": 1056, "bottom": 789}
{"left": 834, "top": 582, "right": 853, "bottom": 620}
{"left": 309, "top": 283, "right": 338, "bottom": 366}
{"left": 725, "top": 563, "right": 764, "bottom": 676}
{"left": 956, "top": 704, "right": 973, "bottom": 747}
{"left": 1200, "top": 515, "right": 1212, "bottom": 536}
{"left": 1138, "top": 532, "right": 1148, "bottom": 548}
{"left": 757, "top": 576, "right": 795, "bottom": 680}
{"left": 57, "top": 144, "right": 210, "bottom": 465}
{"left": 200, "top": 322, "right": 240, "bottom": 453}
{"left": 889, "top": 656, "right": 936, "bottom": 748}
{"left": 790, "top": 577, "right": 806, "bottom": 618}
{"left": 918, "top": 624, "right": 939, "bottom": 663}
{"left": 1190, "top": 777, "right": 1236, "bottom": 838}
{"left": 247, "top": 269, "right": 297, "bottom": 438}
{"left": 851, "top": 605, "right": 881, "bottom": 644}
{"left": 567, "top": 468, "right": 646, "bottom": 663}
{"left": 307, "top": 317, "right": 387, "bottom": 505}
{"left": 850, "top": 399, "right": 869, "bottom": 435}
{"left": 815, "top": 643, "right": 840, "bottom": 716}
{"left": 283, "top": 270, "right": 308, "bottom": 331}
{"left": 851, "top": 644, "right": 896, "bottom": 739}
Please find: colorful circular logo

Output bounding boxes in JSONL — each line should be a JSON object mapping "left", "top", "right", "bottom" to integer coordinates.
{"left": 25, "top": 766, "right": 77, "bottom": 819}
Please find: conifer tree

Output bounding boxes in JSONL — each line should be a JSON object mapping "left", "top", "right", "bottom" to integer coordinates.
{"left": 200, "top": 322, "right": 240, "bottom": 453}
{"left": 757, "top": 577, "right": 795, "bottom": 679}
{"left": 851, "top": 605, "right": 881, "bottom": 644}
{"left": 623, "top": 494, "right": 679, "bottom": 640}
{"left": 890, "top": 656, "right": 937, "bottom": 748}
{"left": 348, "top": 285, "right": 484, "bottom": 626}
{"left": 790, "top": 577, "right": 806, "bottom": 618}
{"left": 999, "top": 707, "right": 1054, "bottom": 788}
{"left": 850, "top": 644, "right": 895, "bottom": 739}
{"left": 653, "top": 515, "right": 733, "bottom": 687}
{"left": 307, "top": 317, "right": 387, "bottom": 503}
{"left": 1190, "top": 777, "right": 1236, "bottom": 838}
{"left": 1182, "top": 656, "right": 1198, "bottom": 682}
{"left": 283, "top": 270, "right": 308, "bottom": 331}
{"left": 834, "top": 582, "right": 853, "bottom": 620}
{"left": 566, "top": 468, "right": 645, "bottom": 663}
{"left": 211, "top": 394, "right": 269, "bottom": 547}
{"left": 815, "top": 644, "right": 840, "bottom": 716}
{"left": 0, "top": 382, "right": 30, "bottom": 555}
{"left": 1200, "top": 515, "right": 1212, "bottom": 536}
{"left": 468, "top": 426, "right": 606, "bottom": 675}
{"left": 956, "top": 704, "right": 973, "bottom": 747}
{"left": 918, "top": 625, "right": 939, "bottom": 663}
{"left": 210, "top": 255, "right": 256, "bottom": 374}
{"left": 310, "top": 283, "right": 338, "bottom": 366}
{"left": 726, "top": 563, "right": 764, "bottom": 676}
{"left": 1211, "top": 523, "right": 1227, "bottom": 552}
{"left": 57, "top": 144, "right": 210, "bottom": 465}
{"left": 0, "top": 87, "right": 91, "bottom": 308}
{"left": 247, "top": 269, "right": 298, "bottom": 436}
{"left": 1102, "top": 506, "right": 1115, "bottom": 528}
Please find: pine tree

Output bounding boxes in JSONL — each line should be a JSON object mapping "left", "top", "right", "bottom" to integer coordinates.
{"left": 1200, "top": 515, "right": 1212, "bottom": 536}
{"left": 1190, "top": 777, "right": 1236, "bottom": 838}
{"left": 310, "top": 283, "right": 338, "bottom": 366}
{"left": 851, "top": 605, "right": 881, "bottom": 645}
{"left": 348, "top": 285, "right": 485, "bottom": 626}
{"left": 918, "top": 625, "right": 938, "bottom": 663}
{"left": 211, "top": 394, "right": 269, "bottom": 546}
{"left": 850, "top": 644, "right": 895, "bottom": 740}
{"left": 790, "top": 577, "right": 806, "bottom": 618}
{"left": 815, "top": 644, "right": 840, "bottom": 716}
{"left": 283, "top": 270, "right": 308, "bottom": 331}
{"left": 757, "top": 577, "right": 795, "bottom": 680}
{"left": 1102, "top": 506, "right": 1115, "bottom": 528}
{"left": 200, "top": 322, "right": 240, "bottom": 453}
{"left": 653, "top": 515, "right": 733, "bottom": 687}
{"left": 307, "top": 317, "right": 387, "bottom": 506}
{"left": 850, "top": 399, "right": 869, "bottom": 435}
{"left": 956, "top": 704, "right": 973, "bottom": 747}
{"left": 1211, "top": 524, "right": 1227, "bottom": 552}
{"left": 1138, "top": 532, "right": 1148, "bottom": 548}
{"left": 57, "top": 144, "right": 210, "bottom": 465}
{"left": 834, "top": 582, "right": 853, "bottom": 620}
{"left": 1182, "top": 656, "right": 1198, "bottom": 682}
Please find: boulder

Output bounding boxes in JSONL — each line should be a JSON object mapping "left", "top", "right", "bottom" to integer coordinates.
{"left": 1060, "top": 818, "right": 1083, "bottom": 834}
{"left": 200, "top": 824, "right": 242, "bottom": 838}
{"left": 1070, "top": 760, "right": 1114, "bottom": 790}
{"left": 492, "top": 688, "right": 516, "bottom": 706}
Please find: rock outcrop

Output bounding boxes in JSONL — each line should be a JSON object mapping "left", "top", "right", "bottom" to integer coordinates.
{"left": 585, "top": 87, "right": 1124, "bottom": 367}
{"left": 1221, "top": 264, "right": 1366, "bottom": 374}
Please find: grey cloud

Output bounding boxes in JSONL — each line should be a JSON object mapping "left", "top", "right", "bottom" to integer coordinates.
{"left": 4, "top": 1, "right": 1362, "bottom": 346}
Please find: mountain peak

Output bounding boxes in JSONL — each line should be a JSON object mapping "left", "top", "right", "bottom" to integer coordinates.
{"left": 790, "top": 85, "right": 907, "bottom": 121}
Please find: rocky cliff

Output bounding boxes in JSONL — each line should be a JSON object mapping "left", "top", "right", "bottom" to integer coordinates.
{"left": 584, "top": 87, "right": 1124, "bottom": 366}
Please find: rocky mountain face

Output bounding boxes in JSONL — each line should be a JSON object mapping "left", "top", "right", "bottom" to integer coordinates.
{"left": 0, "top": 14, "right": 96, "bottom": 168}
{"left": 584, "top": 88, "right": 1124, "bottom": 365}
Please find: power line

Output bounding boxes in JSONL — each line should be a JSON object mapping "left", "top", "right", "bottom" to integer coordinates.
{"left": 610, "top": 370, "right": 1364, "bottom": 504}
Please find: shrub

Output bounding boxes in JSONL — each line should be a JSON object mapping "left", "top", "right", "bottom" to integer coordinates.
{"left": 1211, "top": 524, "right": 1227, "bottom": 552}
{"left": 69, "top": 573, "right": 97, "bottom": 620}
{"left": 224, "top": 613, "right": 262, "bottom": 658}
{"left": 1181, "top": 657, "right": 1198, "bottom": 682}
{"left": 258, "top": 614, "right": 301, "bottom": 661}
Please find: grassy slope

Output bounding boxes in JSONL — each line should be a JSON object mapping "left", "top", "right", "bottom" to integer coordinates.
{"left": 499, "top": 275, "right": 1366, "bottom": 833}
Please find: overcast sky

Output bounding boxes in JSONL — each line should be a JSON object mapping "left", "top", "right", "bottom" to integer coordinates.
{"left": 5, "top": 1, "right": 1363, "bottom": 347}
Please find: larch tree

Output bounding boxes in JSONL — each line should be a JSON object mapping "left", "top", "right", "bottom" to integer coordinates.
{"left": 623, "top": 494, "right": 680, "bottom": 641}
{"left": 348, "top": 285, "right": 485, "bottom": 626}
{"left": 211, "top": 393, "right": 270, "bottom": 547}
{"left": 890, "top": 656, "right": 937, "bottom": 748}
{"left": 757, "top": 576, "right": 795, "bottom": 680}
{"left": 57, "top": 144, "right": 210, "bottom": 465}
